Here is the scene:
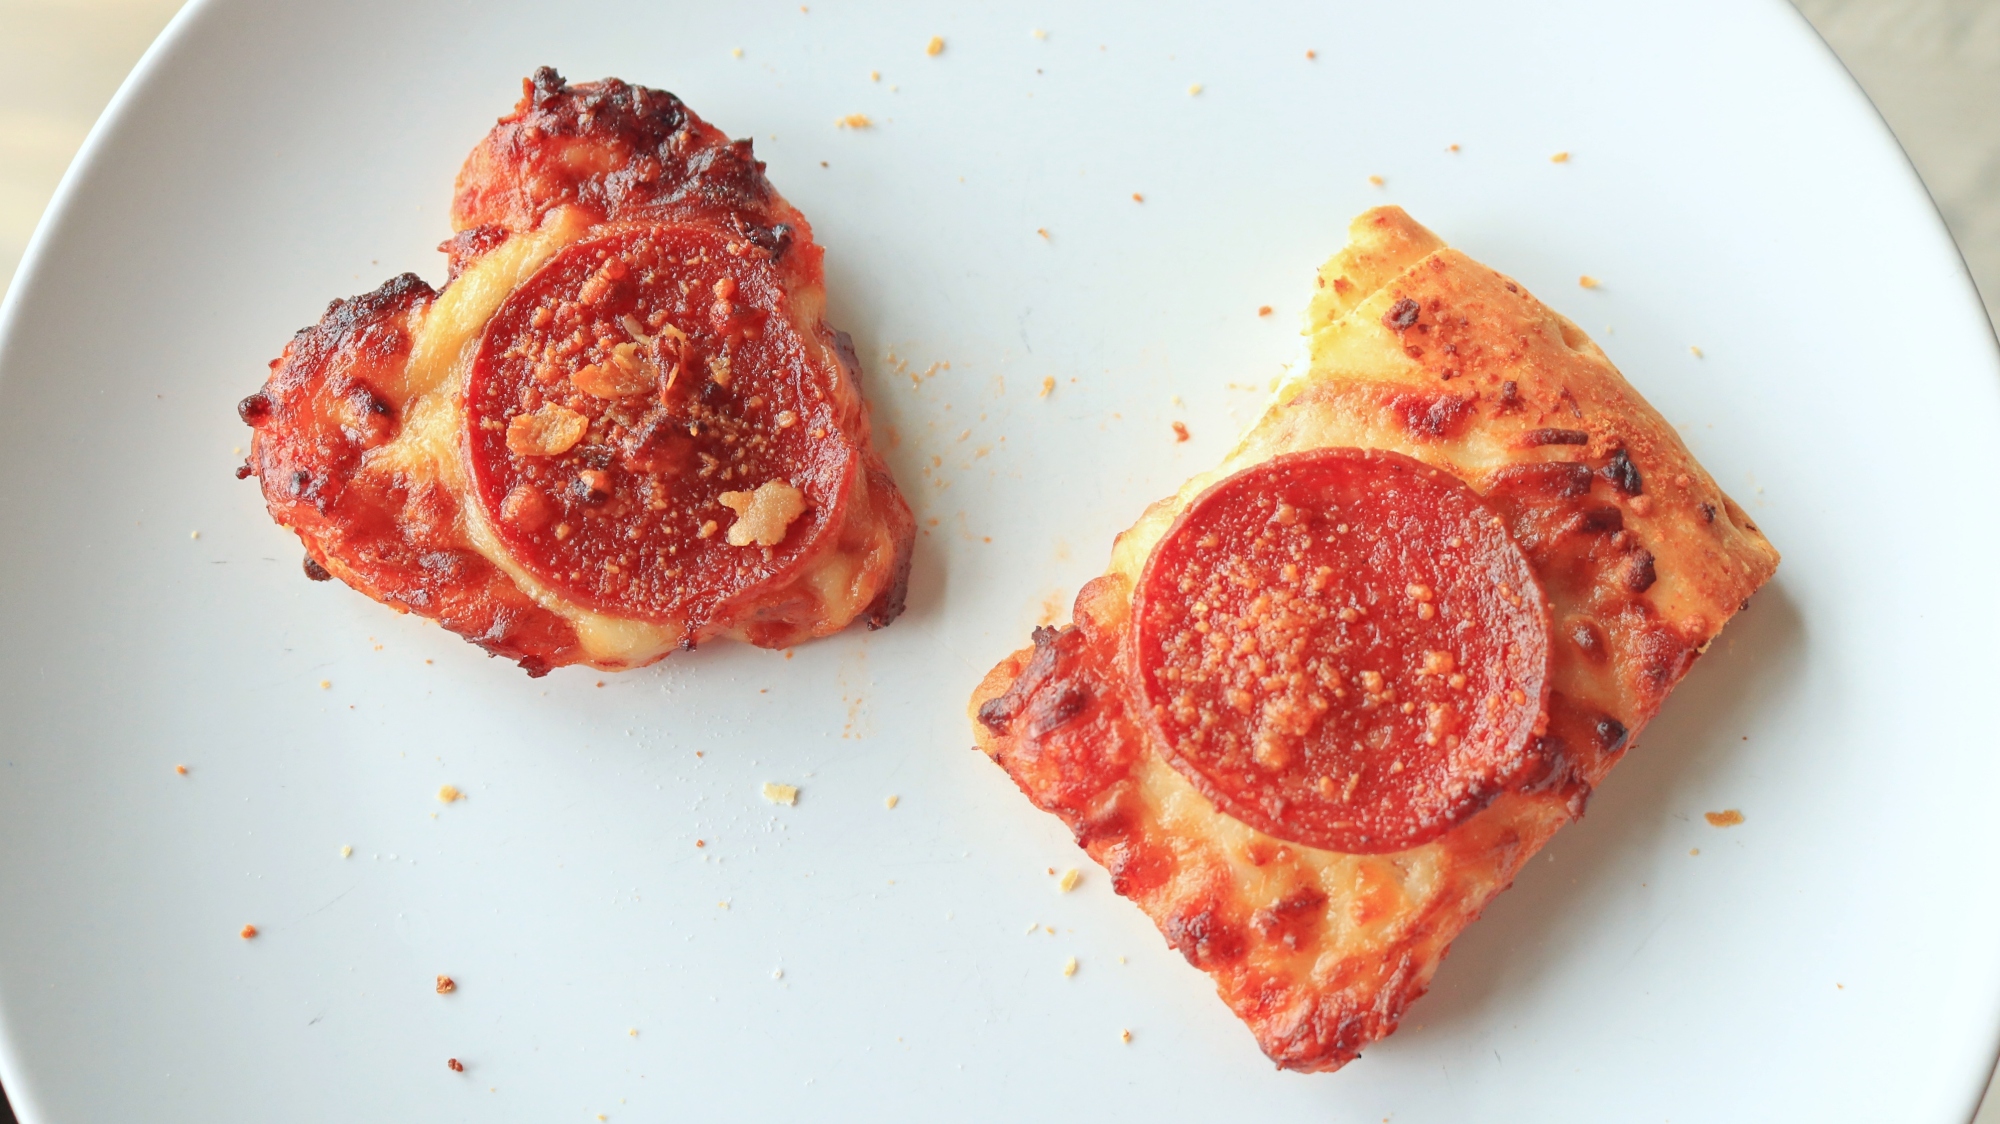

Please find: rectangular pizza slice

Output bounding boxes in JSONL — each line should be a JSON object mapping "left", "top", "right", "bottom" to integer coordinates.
{"left": 968, "top": 206, "right": 1779, "bottom": 1072}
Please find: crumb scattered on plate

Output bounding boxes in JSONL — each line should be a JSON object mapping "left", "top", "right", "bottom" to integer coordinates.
{"left": 926, "top": 35, "right": 944, "bottom": 56}
{"left": 885, "top": 794, "right": 900, "bottom": 809}
{"left": 1057, "top": 868, "right": 1080, "bottom": 892}
{"left": 1187, "top": 83, "right": 1203, "bottom": 95}
{"left": 837, "top": 113, "right": 873, "bottom": 129}
{"left": 438, "top": 784, "right": 463, "bottom": 803}
{"left": 1171, "top": 421, "right": 1190, "bottom": 443}
{"left": 174, "top": 764, "right": 188, "bottom": 775}
{"left": 1690, "top": 345, "right": 1704, "bottom": 358}
{"left": 1062, "top": 956, "right": 1078, "bottom": 977}
{"left": 1578, "top": 275, "right": 1600, "bottom": 289}
{"left": 1121, "top": 1028, "right": 1133, "bottom": 1043}
{"left": 1705, "top": 809, "right": 1745, "bottom": 827}
{"left": 1039, "top": 376, "right": 1055, "bottom": 398}
{"left": 762, "top": 782, "right": 799, "bottom": 805}
{"left": 239, "top": 924, "right": 258, "bottom": 940}
{"left": 447, "top": 1058, "right": 463, "bottom": 1072}
{"left": 436, "top": 975, "right": 456, "bottom": 994}
{"left": 1368, "top": 175, "right": 1384, "bottom": 186}
{"left": 1257, "top": 305, "right": 1272, "bottom": 317}
{"left": 340, "top": 845, "right": 352, "bottom": 858}
{"left": 1551, "top": 151, "right": 1571, "bottom": 163}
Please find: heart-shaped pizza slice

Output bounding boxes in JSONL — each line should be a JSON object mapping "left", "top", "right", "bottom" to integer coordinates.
{"left": 969, "top": 206, "right": 1778, "bottom": 1071}
{"left": 238, "top": 69, "right": 914, "bottom": 674}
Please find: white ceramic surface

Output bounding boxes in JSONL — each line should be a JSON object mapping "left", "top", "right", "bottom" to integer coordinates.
{"left": 2, "top": 1, "right": 1997, "bottom": 1120}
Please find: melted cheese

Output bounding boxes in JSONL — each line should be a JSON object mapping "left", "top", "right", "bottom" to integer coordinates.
{"left": 363, "top": 206, "right": 682, "bottom": 666}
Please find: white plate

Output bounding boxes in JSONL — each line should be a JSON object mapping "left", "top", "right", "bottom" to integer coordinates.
{"left": 3, "top": 0, "right": 1997, "bottom": 1120}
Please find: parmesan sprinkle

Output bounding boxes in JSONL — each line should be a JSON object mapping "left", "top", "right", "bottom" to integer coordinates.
{"left": 719, "top": 480, "right": 808, "bottom": 547}
{"left": 1057, "top": 868, "right": 1080, "bottom": 892}
{"left": 505, "top": 403, "right": 588, "bottom": 456}
{"left": 340, "top": 845, "right": 353, "bottom": 858}
{"left": 762, "top": 782, "right": 799, "bottom": 806}
{"left": 1062, "top": 956, "right": 1078, "bottom": 977}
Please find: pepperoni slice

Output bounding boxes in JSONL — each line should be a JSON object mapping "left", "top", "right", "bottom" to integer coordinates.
{"left": 465, "top": 224, "right": 859, "bottom": 626}
{"left": 1130, "top": 448, "right": 1552, "bottom": 854}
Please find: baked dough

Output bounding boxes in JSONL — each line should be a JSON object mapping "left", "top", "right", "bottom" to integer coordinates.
{"left": 238, "top": 69, "right": 913, "bottom": 674}
{"left": 970, "top": 206, "right": 1778, "bottom": 1071}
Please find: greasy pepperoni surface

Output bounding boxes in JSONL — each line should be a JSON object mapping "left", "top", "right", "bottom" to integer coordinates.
{"left": 1131, "top": 448, "right": 1552, "bottom": 853}
{"left": 466, "top": 223, "right": 857, "bottom": 624}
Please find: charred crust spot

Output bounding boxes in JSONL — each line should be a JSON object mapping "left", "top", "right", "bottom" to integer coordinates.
{"left": 1497, "top": 380, "right": 1521, "bottom": 410}
{"left": 1569, "top": 618, "right": 1608, "bottom": 662}
{"left": 978, "top": 625, "right": 1065, "bottom": 734}
{"left": 1522, "top": 427, "right": 1589, "bottom": 447}
{"left": 1250, "top": 886, "right": 1329, "bottom": 951}
{"left": 1491, "top": 460, "right": 1594, "bottom": 499}
{"left": 1027, "top": 683, "right": 1091, "bottom": 736}
{"left": 530, "top": 65, "right": 565, "bottom": 104}
{"left": 863, "top": 514, "right": 915, "bottom": 630}
{"left": 1595, "top": 716, "right": 1629, "bottom": 752}
{"left": 1698, "top": 501, "right": 1717, "bottom": 524}
{"left": 830, "top": 329, "right": 863, "bottom": 379}
{"left": 1393, "top": 393, "right": 1474, "bottom": 441}
{"left": 327, "top": 273, "right": 434, "bottom": 335}
{"left": 1601, "top": 446, "right": 1644, "bottom": 496}
{"left": 1383, "top": 297, "right": 1421, "bottom": 330}
{"left": 1570, "top": 504, "right": 1624, "bottom": 536}
{"left": 237, "top": 391, "right": 273, "bottom": 426}
{"left": 1624, "top": 548, "right": 1657, "bottom": 593}
{"left": 303, "top": 554, "right": 333, "bottom": 582}
{"left": 730, "top": 213, "right": 793, "bottom": 260}
{"left": 1164, "top": 905, "right": 1248, "bottom": 969}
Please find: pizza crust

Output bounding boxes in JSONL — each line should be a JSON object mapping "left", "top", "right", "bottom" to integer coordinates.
{"left": 970, "top": 206, "right": 1778, "bottom": 1071}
